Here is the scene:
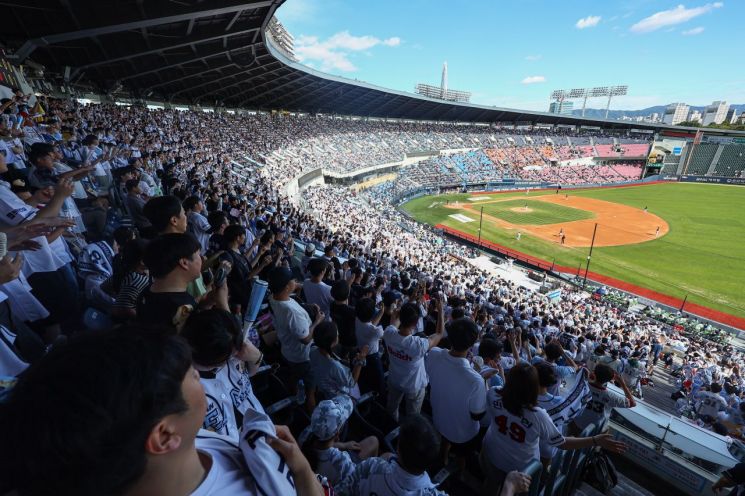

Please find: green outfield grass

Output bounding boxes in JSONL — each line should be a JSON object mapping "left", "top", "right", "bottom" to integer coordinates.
{"left": 478, "top": 199, "right": 594, "bottom": 225}
{"left": 402, "top": 183, "right": 745, "bottom": 319}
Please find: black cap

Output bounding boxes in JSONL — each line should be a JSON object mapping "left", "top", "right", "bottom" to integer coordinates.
{"left": 268, "top": 267, "right": 294, "bottom": 294}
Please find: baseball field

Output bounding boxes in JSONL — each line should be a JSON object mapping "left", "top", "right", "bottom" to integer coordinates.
{"left": 400, "top": 183, "right": 745, "bottom": 321}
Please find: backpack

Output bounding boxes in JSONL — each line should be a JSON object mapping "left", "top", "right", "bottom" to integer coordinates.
{"left": 583, "top": 450, "right": 618, "bottom": 493}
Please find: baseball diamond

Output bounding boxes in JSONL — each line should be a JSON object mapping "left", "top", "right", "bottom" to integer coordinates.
{"left": 402, "top": 182, "right": 745, "bottom": 320}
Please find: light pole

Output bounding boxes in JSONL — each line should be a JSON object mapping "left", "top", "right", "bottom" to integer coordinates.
{"left": 477, "top": 206, "right": 484, "bottom": 246}
{"left": 582, "top": 223, "right": 599, "bottom": 290}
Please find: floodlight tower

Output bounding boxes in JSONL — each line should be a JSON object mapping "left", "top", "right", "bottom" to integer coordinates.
{"left": 605, "top": 85, "right": 628, "bottom": 119}
{"left": 550, "top": 85, "right": 628, "bottom": 118}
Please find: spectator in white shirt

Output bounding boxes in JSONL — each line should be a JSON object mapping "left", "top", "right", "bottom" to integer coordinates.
{"left": 268, "top": 266, "right": 324, "bottom": 412}
{"left": 383, "top": 298, "right": 445, "bottom": 422}
{"left": 425, "top": 317, "right": 487, "bottom": 464}
{"left": 696, "top": 383, "right": 728, "bottom": 424}
{"left": 572, "top": 364, "right": 635, "bottom": 434}
{"left": 481, "top": 363, "right": 626, "bottom": 490}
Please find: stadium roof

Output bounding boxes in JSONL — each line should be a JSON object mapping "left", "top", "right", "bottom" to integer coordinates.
{"left": 3, "top": 0, "right": 743, "bottom": 134}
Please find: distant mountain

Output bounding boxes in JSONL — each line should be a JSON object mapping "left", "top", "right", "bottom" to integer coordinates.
{"left": 572, "top": 104, "right": 745, "bottom": 121}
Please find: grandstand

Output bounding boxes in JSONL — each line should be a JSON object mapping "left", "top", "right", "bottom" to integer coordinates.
{"left": 1, "top": 2, "right": 745, "bottom": 496}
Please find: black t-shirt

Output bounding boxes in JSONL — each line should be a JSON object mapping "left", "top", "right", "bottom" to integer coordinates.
{"left": 219, "top": 250, "right": 252, "bottom": 310}
{"left": 137, "top": 289, "right": 197, "bottom": 330}
{"left": 330, "top": 301, "right": 357, "bottom": 348}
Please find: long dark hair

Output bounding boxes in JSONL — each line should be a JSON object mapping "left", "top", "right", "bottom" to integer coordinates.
{"left": 113, "top": 238, "right": 149, "bottom": 293}
{"left": 502, "top": 362, "right": 539, "bottom": 416}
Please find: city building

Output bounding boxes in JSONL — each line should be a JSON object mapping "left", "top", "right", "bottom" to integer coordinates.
{"left": 688, "top": 110, "right": 703, "bottom": 124}
{"left": 662, "top": 103, "right": 690, "bottom": 125}
{"left": 702, "top": 101, "right": 729, "bottom": 126}
{"left": 725, "top": 108, "right": 738, "bottom": 124}
{"left": 548, "top": 100, "right": 574, "bottom": 115}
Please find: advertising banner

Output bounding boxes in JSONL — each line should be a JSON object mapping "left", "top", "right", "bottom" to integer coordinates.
{"left": 679, "top": 175, "right": 745, "bottom": 186}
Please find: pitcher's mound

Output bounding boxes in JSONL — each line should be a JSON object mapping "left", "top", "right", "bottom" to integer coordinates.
{"left": 510, "top": 207, "right": 533, "bottom": 213}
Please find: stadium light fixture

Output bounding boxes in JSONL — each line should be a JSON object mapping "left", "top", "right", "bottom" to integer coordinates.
{"left": 549, "top": 85, "right": 628, "bottom": 118}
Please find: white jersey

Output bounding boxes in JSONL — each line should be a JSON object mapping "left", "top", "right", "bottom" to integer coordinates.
{"left": 335, "top": 456, "right": 445, "bottom": 496}
{"left": 696, "top": 391, "right": 727, "bottom": 418}
{"left": 383, "top": 326, "right": 429, "bottom": 394}
{"left": 0, "top": 181, "right": 67, "bottom": 274}
{"left": 482, "top": 388, "right": 565, "bottom": 472}
{"left": 193, "top": 408, "right": 296, "bottom": 496}
{"left": 200, "top": 357, "right": 264, "bottom": 441}
{"left": 621, "top": 363, "right": 642, "bottom": 387}
{"left": 574, "top": 383, "right": 630, "bottom": 431}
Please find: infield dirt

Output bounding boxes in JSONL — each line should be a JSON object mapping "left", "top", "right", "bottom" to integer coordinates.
{"left": 447, "top": 195, "right": 669, "bottom": 248}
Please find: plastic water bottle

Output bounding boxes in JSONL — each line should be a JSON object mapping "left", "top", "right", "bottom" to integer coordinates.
{"left": 296, "top": 380, "right": 306, "bottom": 405}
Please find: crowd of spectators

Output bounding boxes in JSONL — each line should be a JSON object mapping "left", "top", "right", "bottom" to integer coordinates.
{"left": 0, "top": 94, "right": 740, "bottom": 496}
{"left": 393, "top": 144, "right": 645, "bottom": 193}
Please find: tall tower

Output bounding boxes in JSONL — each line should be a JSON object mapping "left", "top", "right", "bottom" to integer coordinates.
{"left": 440, "top": 62, "right": 448, "bottom": 99}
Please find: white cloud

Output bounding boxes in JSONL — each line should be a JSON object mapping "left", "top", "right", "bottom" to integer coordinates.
{"left": 682, "top": 26, "right": 705, "bottom": 35}
{"left": 525, "top": 54, "right": 542, "bottom": 61}
{"left": 630, "top": 2, "right": 723, "bottom": 33}
{"left": 576, "top": 15, "right": 601, "bottom": 29}
{"left": 294, "top": 30, "right": 401, "bottom": 72}
{"left": 521, "top": 76, "right": 546, "bottom": 85}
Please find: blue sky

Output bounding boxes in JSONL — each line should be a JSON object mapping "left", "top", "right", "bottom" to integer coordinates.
{"left": 276, "top": 0, "right": 743, "bottom": 111}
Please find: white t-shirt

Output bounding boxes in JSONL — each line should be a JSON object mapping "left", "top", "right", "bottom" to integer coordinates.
{"left": 383, "top": 326, "right": 429, "bottom": 394}
{"left": 355, "top": 318, "right": 384, "bottom": 355}
{"left": 0, "top": 273, "right": 50, "bottom": 323}
{"left": 425, "top": 348, "right": 486, "bottom": 443}
{"left": 697, "top": 391, "right": 727, "bottom": 418}
{"left": 574, "top": 383, "right": 630, "bottom": 430}
{"left": 482, "top": 388, "right": 565, "bottom": 472}
{"left": 200, "top": 357, "right": 264, "bottom": 441}
{"left": 270, "top": 297, "right": 312, "bottom": 363}
{"left": 0, "top": 181, "right": 66, "bottom": 273}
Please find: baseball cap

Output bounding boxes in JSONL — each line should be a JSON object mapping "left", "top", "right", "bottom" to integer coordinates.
{"left": 310, "top": 395, "right": 353, "bottom": 441}
{"left": 268, "top": 267, "right": 294, "bottom": 294}
{"left": 305, "top": 243, "right": 315, "bottom": 254}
